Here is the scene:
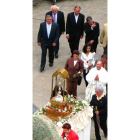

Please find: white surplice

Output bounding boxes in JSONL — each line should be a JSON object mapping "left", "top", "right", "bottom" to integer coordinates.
{"left": 81, "top": 52, "right": 97, "bottom": 73}
{"left": 85, "top": 67, "right": 108, "bottom": 102}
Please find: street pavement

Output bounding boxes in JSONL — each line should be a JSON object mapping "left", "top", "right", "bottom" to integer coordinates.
{"left": 33, "top": 0, "right": 107, "bottom": 139}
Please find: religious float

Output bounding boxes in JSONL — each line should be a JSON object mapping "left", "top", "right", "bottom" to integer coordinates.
{"left": 33, "top": 68, "right": 93, "bottom": 140}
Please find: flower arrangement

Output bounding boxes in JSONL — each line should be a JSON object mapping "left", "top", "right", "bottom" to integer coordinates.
{"left": 68, "top": 95, "right": 78, "bottom": 104}
{"left": 53, "top": 99, "right": 89, "bottom": 125}
{"left": 33, "top": 97, "right": 89, "bottom": 127}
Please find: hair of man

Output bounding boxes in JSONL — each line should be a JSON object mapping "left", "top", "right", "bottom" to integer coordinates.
{"left": 51, "top": 5, "right": 59, "bottom": 10}
{"left": 74, "top": 6, "right": 81, "bottom": 9}
{"left": 46, "top": 15, "right": 52, "bottom": 19}
{"left": 101, "top": 54, "right": 107, "bottom": 59}
{"left": 86, "top": 16, "right": 92, "bottom": 22}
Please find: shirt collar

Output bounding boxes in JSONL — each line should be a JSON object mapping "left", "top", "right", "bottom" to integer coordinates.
{"left": 96, "top": 94, "right": 105, "bottom": 100}
{"left": 52, "top": 12, "right": 57, "bottom": 16}
{"left": 74, "top": 13, "right": 79, "bottom": 17}
{"left": 46, "top": 23, "right": 52, "bottom": 26}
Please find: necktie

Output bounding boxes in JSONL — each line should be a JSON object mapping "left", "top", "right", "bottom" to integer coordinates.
{"left": 47, "top": 24, "right": 50, "bottom": 38}
{"left": 53, "top": 14, "right": 55, "bottom": 23}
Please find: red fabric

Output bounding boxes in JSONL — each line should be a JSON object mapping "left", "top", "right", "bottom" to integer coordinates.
{"left": 61, "top": 129, "right": 79, "bottom": 140}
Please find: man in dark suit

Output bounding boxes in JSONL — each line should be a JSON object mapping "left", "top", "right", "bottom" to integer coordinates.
{"left": 84, "top": 16, "right": 100, "bottom": 52}
{"left": 38, "top": 15, "right": 59, "bottom": 72}
{"left": 45, "top": 5, "right": 65, "bottom": 58}
{"left": 90, "top": 86, "right": 107, "bottom": 140}
{"left": 66, "top": 6, "right": 85, "bottom": 56}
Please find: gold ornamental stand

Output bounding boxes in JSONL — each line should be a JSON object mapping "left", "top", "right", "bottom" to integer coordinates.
{"left": 50, "top": 68, "right": 69, "bottom": 109}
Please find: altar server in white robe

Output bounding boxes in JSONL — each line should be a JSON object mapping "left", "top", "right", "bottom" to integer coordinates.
{"left": 85, "top": 60, "right": 107, "bottom": 102}
{"left": 81, "top": 43, "right": 97, "bottom": 87}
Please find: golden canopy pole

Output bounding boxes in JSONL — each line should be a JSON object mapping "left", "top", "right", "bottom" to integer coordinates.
{"left": 55, "top": 76, "right": 57, "bottom": 96}
{"left": 67, "top": 78, "right": 69, "bottom": 98}
{"left": 51, "top": 77, "right": 53, "bottom": 99}
{"left": 63, "top": 79, "right": 65, "bottom": 102}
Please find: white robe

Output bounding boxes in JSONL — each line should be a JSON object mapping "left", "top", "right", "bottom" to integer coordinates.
{"left": 85, "top": 67, "right": 108, "bottom": 102}
{"left": 81, "top": 52, "right": 97, "bottom": 73}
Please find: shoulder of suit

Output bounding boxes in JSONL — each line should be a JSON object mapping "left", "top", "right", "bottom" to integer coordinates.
{"left": 41, "top": 22, "right": 46, "bottom": 25}
{"left": 77, "top": 58, "right": 82, "bottom": 61}
{"left": 46, "top": 11, "right": 52, "bottom": 15}
{"left": 67, "top": 57, "right": 72, "bottom": 61}
{"left": 84, "top": 22, "right": 88, "bottom": 25}
{"left": 58, "top": 10, "right": 64, "bottom": 14}
{"left": 79, "top": 13, "right": 84, "bottom": 17}
{"left": 68, "top": 12, "right": 74, "bottom": 15}
{"left": 92, "top": 94, "right": 96, "bottom": 99}
{"left": 102, "top": 95, "right": 107, "bottom": 101}
{"left": 52, "top": 22, "right": 58, "bottom": 26}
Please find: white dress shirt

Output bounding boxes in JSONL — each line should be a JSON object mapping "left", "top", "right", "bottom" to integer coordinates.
{"left": 74, "top": 13, "right": 79, "bottom": 23}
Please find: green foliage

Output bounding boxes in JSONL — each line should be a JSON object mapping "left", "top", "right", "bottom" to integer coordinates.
{"left": 33, "top": 115, "right": 61, "bottom": 140}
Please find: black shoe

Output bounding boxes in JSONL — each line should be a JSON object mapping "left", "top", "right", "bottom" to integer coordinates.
{"left": 55, "top": 53, "right": 58, "bottom": 58}
{"left": 49, "top": 63, "right": 53, "bottom": 67}
{"left": 40, "top": 68, "right": 44, "bottom": 72}
{"left": 104, "top": 134, "right": 107, "bottom": 138}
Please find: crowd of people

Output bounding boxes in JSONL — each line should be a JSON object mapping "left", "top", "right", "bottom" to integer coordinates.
{"left": 37, "top": 5, "right": 108, "bottom": 140}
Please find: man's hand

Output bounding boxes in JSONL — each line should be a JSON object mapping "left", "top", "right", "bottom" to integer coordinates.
{"left": 66, "top": 35, "right": 70, "bottom": 39}
{"left": 94, "top": 75, "right": 99, "bottom": 80}
{"left": 89, "top": 40, "right": 94, "bottom": 44}
{"left": 52, "top": 43, "right": 56, "bottom": 46}
{"left": 38, "top": 42, "right": 41, "bottom": 46}
{"left": 61, "top": 32, "right": 64, "bottom": 35}
{"left": 95, "top": 111, "right": 99, "bottom": 115}
{"left": 80, "top": 35, "right": 83, "bottom": 39}
{"left": 91, "top": 22, "right": 96, "bottom": 29}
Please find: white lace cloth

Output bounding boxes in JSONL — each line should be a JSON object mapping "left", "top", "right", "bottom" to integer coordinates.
{"left": 68, "top": 106, "right": 93, "bottom": 133}
{"left": 57, "top": 105, "right": 93, "bottom": 139}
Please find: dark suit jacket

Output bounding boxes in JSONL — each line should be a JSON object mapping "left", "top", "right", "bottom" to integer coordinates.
{"left": 90, "top": 94, "right": 107, "bottom": 120}
{"left": 45, "top": 11, "right": 65, "bottom": 36}
{"left": 37, "top": 22, "right": 59, "bottom": 47}
{"left": 64, "top": 58, "right": 84, "bottom": 81}
{"left": 84, "top": 21, "right": 100, "bottom": 44}
{"left": 66, "top": 12, "right": 85, "bottom": 39}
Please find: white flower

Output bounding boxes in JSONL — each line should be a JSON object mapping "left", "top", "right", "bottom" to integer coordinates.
{"left": 56, "top": 121, "right": 63, "bottom": 127}
{"left": 82, "top": 100, "right": 88, "bottom": 105}
{"left": 46, "top": 102, "right": 51, "bottom": 106}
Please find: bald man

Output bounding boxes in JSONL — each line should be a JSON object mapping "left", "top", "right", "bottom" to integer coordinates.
{"left": 45, "top": 5, "right": 65, "bottom": 58}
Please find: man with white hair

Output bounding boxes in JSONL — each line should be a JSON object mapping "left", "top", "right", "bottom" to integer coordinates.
{"left": 45, "top": 5, "right": 65, "bottom": 58}
{"left": 90, "top": 86, "right": 107, "bottom": 140}
{"left": 85, "top": 60, "right": 107, "bottom": 101}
